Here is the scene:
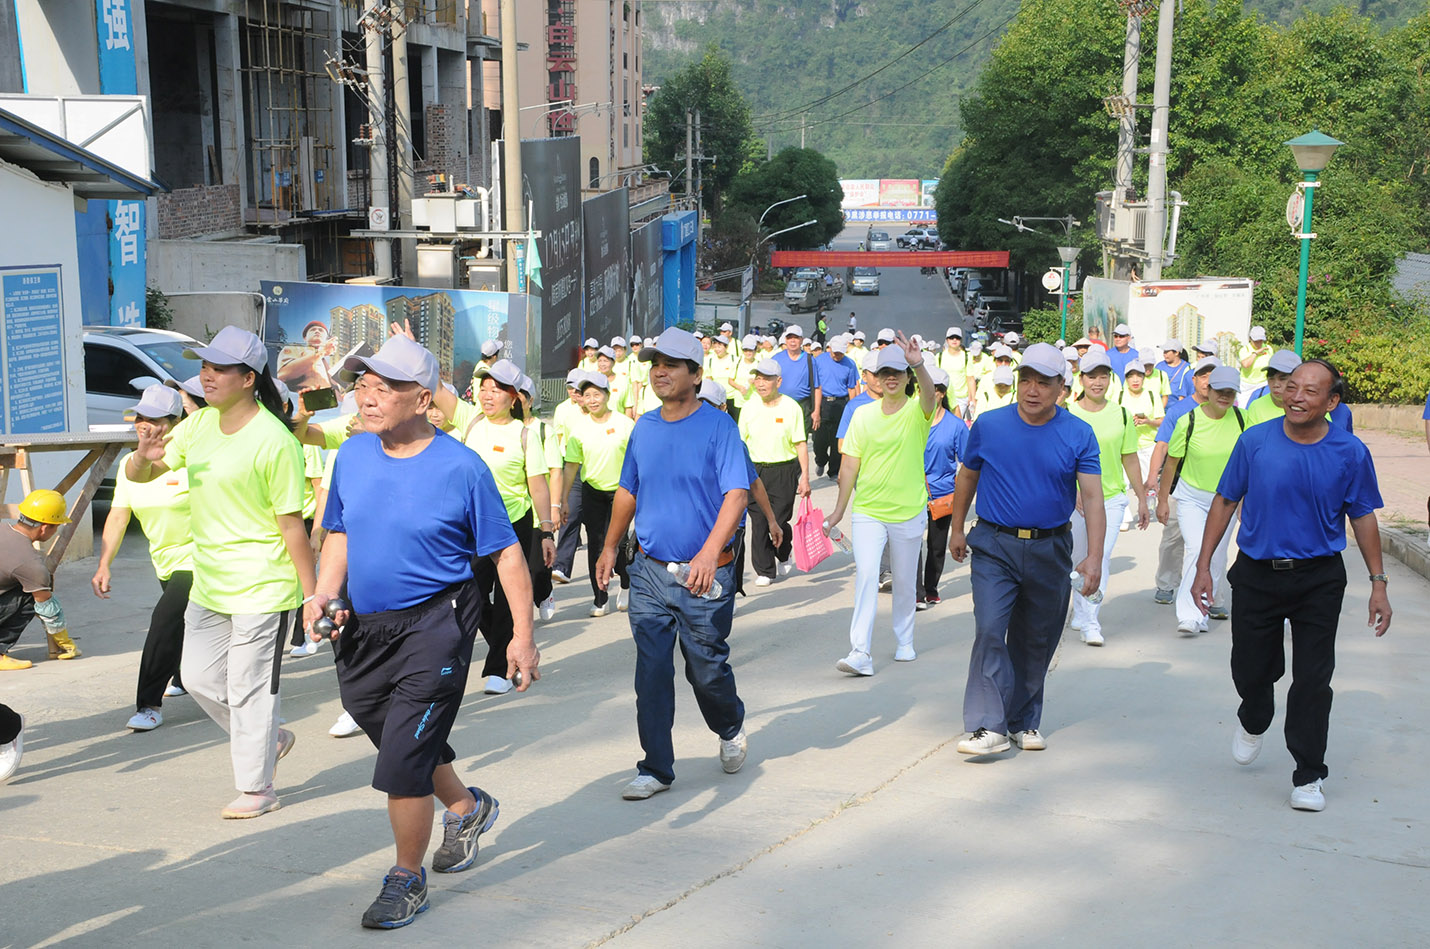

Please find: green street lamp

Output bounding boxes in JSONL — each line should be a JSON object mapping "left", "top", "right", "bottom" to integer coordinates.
{"left": 1285, "top": 129, "right": 1343, "bottom": 356}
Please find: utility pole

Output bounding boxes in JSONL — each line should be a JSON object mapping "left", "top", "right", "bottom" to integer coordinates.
{"left": 684, "top": 109, "right": 693, "bottom": 204}
{"left": 363, "top": 0, "right": 391, "bottom": 281}
{"left": 392, "top": 12, "right": 415, "bottom": 281}
{"left": 1143, "top": 0, "right": 1174, "bottom": 280}
{"left": 500, "top": 0, "right": 523, "bottom": 292}
{"left": 1114, "top": 12, "right": 1141, "bottom": 194}
{"left": 694, "top": 108, "right": 702, "bottom": 219}
{"left": 800, "top": 112, "right": 807, "bottom": 149}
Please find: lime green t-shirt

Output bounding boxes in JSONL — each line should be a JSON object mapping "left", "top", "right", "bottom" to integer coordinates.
{"left": 301, "top": 444, "right": 325, "bottom": 519}
{"left": 843, "top": 396, "right": 934, "bottom": 522}
{"left": 847, "top": 346, "right": 867, "bottom": 372}
{"left": 730, "top": 357, "right": 758, "bottom": 407}
{"left": 1117, "top": 385, "right": 1163, "bottom": 450}
{"left": 318, "top": 413, "right": 357, "bottom": 450}
{"left": 462, "top": 416, "right": 547, "bottom": 522}
{"left": 938, "top": 348, "right": 971, "bottom": 400}
{"left": 1240, "top": 345, "right": 1272, "bottom": 382}
{"left": 113, "top": 451, "right": 193, "bottom": 581}
{"left": 1245, "top": 394, "right": 1285, "bottom": 426}
{"left": 1069, "top": 401, "right": 1140, "bottom": 499}
{"left": 1168, "top": 406, "right": 1246, "bottom": 493}
{"left": 565, "top": 410, "right": 635, "bottom": 491}
{"left": 737, "top": 394, "right": 807, "bottom": 464}
{"left": 162, "top": 406, "right": 305, "bottom": 613}
{"left": 983, "top": 386, "right": 1015, "bottom": 411}
{"left": 706, "top": 351, "right": 739, "bottom": 390}
{"left": 447, "top": 397, "right": 482, "bottom": 438}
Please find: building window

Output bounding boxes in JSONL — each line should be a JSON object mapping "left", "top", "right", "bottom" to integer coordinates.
{"left": 590, "top": 156, "right": 600, "bottom": 189}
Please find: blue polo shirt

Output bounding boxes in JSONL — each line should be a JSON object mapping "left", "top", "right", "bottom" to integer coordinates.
{"left": 324, "top": 430, "right": 518, "bottom": 613}
{"left": 814, "top": 353, "right": 859, "bottom": 399}
{"left": 619, "top": 402, "right": 751, "bottom": 562}
{"left": 1157, "top": 360, "right": 1193, "bottom": 404}
{"left": 924, "top": 411, "right": 968, "bottom": 498}
{"left": 836, "top": 392, "right": 875, "bottom": 439}
{"left": 1155, "top": 396, "right": 1201, "bottom": 444}
{"left": 962, "top": 405, "right": 1100, "bottom": 529}
{"left": 1108, "top": 346, "right": 1139, "bottom": 380}
{"left": 773, "top": 349, "right": 818, "bottom": 400}
{"left": 1216, "top": 419, "right": 1381, "bottom": 560}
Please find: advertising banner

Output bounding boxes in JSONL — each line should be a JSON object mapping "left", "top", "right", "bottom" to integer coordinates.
{"left": 842, "top": 208, "right": 937, "bottom": 224}
{"left": 1125, "top": 279, "right": 1254, "bottom": 365}
{"left": 581, "top": 188, "right": 630, "bottom": 348}
{"left": 878, "top": 179, "right": 921, "bottom": 207}
{"left": 920, "top": 179, "right": 939, "bottom": 208}
{"left": 521, "top": 138, "right": 583, "bottom": 378}
{"left": 1080, "top": 277, "right": 1133, "bottom": 344}
{"left": 629, "top": 220, "right": 664, "bottom": 340}
{"left": 1, "top": 266, "right": 68, "bottom": 434}
{"left": 260, "top": 280, "right": 528, "bottom": 400}
{"left": 838, "top": 179, "right": 880, "bottom": 209}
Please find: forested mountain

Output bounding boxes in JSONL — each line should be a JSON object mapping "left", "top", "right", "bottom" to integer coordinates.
{"left": 642, "top": 0, "right": 1424, "bottom": 179}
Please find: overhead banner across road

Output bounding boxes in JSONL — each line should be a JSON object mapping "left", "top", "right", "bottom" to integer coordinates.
{"left": 771, "top": 250, "right": 1010, "bottom": 269}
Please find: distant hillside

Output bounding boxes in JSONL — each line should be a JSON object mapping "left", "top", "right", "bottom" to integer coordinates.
{"left": 642, "top": 0, "right": 1423, "bottom": 180}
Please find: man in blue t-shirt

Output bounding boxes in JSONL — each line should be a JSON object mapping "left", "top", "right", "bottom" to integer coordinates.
{"left": 1146, "top": 356, "right": 1219, "bottom": 605}
{"left": 309, "top": 334, "right": 538, "bottom": 931}
{"left": 947, "top": 343, "right": 1103, "bottom": 757}
{"left": 1192, "top": 360, "right": 1391, "bottom": 814}
{"left": 772, "top": 324, "right": 822, "bottom": 438}
{"left": 812, "top": 336, "right": 860, "bottom": 479}
{"left": 1155, "top": 339, "right": 1194, "bottom": 408}
{"left": 597, "top": 327, "right": 751, "bottom": 802}
{"left": 1107, "top": 323, "right": 1139, "bottom": 380}
{"left": 1422, "top": 389, "right": 1429, "bottom": 454}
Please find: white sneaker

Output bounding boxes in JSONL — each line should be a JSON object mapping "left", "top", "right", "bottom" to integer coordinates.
{"left": 0, "top": 714, "right": 22, "bottom": 784}
{"left": 957, "top": 728, "right": 1011, "bottom": 755}
{"left": 1176, "top": 621, "right": 1199, "bottom": 637}
{"left": 538, "top": 596, "right": 556, "bottom": 621}
{"left": 163, "top": 683, "right": 187, "bottom": 697}
{"left": 753, "top": 576, "right": 772, "bottom": 587}
{"left": 1011, "top": 729, "right": 1046, "bottom": 751}
{"left": 719, "top": 729, "right": 748, "bottom": 773}
{"left": 589, "top": 603, "right": 609, "bottom": 617}
{"left": 329, "top": 710, "right": 364, "bottom": 738}
{"left": 616, "top": 588, "right": 629, "bottom": 612}
{"left": 483, "top": 676, "right": 513, "bottom": 695}
{"left": 1290, "top": 779, "right": 1325, "bottom": 812}
{"left": 835, "top": 651, "right": 875, "bottom": 676}
{"left": 289, "top": 640, "right": 319, "bottom": 658}
{"left": 621, "top": 774, "right": 671, "bottom": 800}
{"left": 551, "top": 569, "right": 570, "bottom": 584}
{"left": 1232, "top": 724, "right": 1263, "bottom": 765}
{"left": 1081, "top": 625, "right": 1104, "bottom": 646}
{"left": 127, "top": 707, "right": 162, "bottom": 731}
{"left": 894, "top": 644, "right": 917, "bottom": 662}
{"left": 778, "top": 560, "right": 793, "bottom": 577}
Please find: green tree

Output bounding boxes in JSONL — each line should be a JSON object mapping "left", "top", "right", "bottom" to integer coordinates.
{"left": 644, "top": 47, "right": 758, "bottom": 207}
{"left": 725, "top": 147, "right": 845, "bottom": 250}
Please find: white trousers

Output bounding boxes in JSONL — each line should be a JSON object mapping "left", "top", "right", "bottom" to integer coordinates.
{"left": 849, "top": 510, "right": 926, "bottom": 657}
{"left": 1173, "top": 483, "right": 1236, "bottom": 630}
{"left": 182, "top": 604, "right": 285, "bottom": 793}
{"left": 1122, "top": 444, "right": 1153, "bottom": 527}
{"left": 1070, "top": 494, "right": 1128, "bottom": 630}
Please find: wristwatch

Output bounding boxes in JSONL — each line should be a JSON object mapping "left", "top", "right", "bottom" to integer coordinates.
{"left": 1369, "top": 573, "right": 1389, "bottom": 583}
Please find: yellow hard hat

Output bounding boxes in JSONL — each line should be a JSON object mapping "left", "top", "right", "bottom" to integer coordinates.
{"left": 19, "top": 489, "right": 70, "bottom": 525}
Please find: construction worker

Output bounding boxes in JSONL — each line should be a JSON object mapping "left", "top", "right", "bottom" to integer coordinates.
{"left": 0, "top": 489, "right": 80, "bottom": 669}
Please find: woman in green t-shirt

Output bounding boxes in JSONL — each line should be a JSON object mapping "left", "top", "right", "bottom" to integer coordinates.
{"left": 1157, "top": 366, "right": 1246, "bottom": 636}
{"left": 561, "top": 372, "right": 636, "bottom": 616}
{"left": 823, "top": 336, "right": 938, "bottom": 677}
{"left": 127, "top": 326, "right": 315, "bottom": 820}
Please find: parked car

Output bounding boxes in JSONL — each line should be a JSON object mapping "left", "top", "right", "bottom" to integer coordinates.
{"left": 849, "top": 266, "right": 881, "bottom": 295}
{"left": 896, "top": 227, "right": 938, "bottom": 249}
{"left": 867, "top": 230, "right": 894, "bottom": 252}
{"left": 84, "top": 327, "right": 205, "bottom": 426}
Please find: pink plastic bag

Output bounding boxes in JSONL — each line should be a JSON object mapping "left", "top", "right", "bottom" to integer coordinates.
{"left": 792, "top": 496, "right": 834, "bottom": 573}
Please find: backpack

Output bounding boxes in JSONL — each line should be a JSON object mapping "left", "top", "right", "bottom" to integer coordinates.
{"left": 1170, "top": 405, "right": 1244, "bottom": 493}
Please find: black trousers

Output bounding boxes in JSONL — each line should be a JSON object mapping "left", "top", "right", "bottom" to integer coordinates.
{"left": 749, "top": 458, "right": 799, "bottom": 578}
{"left": 582, "top": 482, "right": 630, "bottom": 607}
{"left": 1228, "top": 553, "right": 1346, "bottom": 787}
{"left": 921, "top": 512, "right": 953, "bottom": 600}
{"left": 0, "top": 587, "right": 36, "bottom": 653}
{"left": 474, "top": 511, "right": 535, "bottom": 679}
{"left": 554, "top": 477, "right": 584, "bottom": 576}
{"left": 795, "top": 395, "right": 816, "bottom": 444}
{"left": 528, "top": 517, "right": 553, "bottom": 606}
{"left": 0, "top": 702, "right": 19, "bottom": 744}
{"left": 815, "top": 397, "right": 846, "bottom": 475}
{"left": 136, "top": 571, "right": 191, "bottom": 710}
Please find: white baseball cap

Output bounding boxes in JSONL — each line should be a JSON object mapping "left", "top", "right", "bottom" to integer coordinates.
{"left": 783, "top": 324, "right": 803, "bottom": 339}
{"left": 991, "top": 365, "right": 1015, "bottom": 386}
{"left": 874, "top": 347, "right": 909, "bottom": 372}
{"left": 1113, "top": 323, "right": 1131, "bottom": 336}
{"left": 610, "top": 335, "right": 627, "bottom": 348}
{"left": 598, "top": 345, "right": 616, "bottom": 360}
{"left": 1018, "top": 342, "right": 1066, "bottom": 379}
{"left": 184, "top": 325, "right": 268, "bottom": 373}
{"left": 480, "top": 339, "right": 502, "bottom": 358}
{"left": 753, "top": 358, "right": 782, "bottom": 377}
{"left": 741, "top": 334, "right": 758, "bottom": 351}
{"left": 946, "top": 326, "right": 963, "bottom": 338}
{"left": 130, "top": 384, "right": 183, "bottom": 419}
{"left": 852, "top": 331, "right": 867, "bottom": 341}
{"left": 343, "top": 334, "right": 442, "bottom": 393}
{"left": 1193, "top": 339, "right": 1217, "bottom": 355}
{"left": 927, "top": 367, "right": 951, "bottom": 388}
{"left": 1193, "top": 356, "right": 1222, "bottom": 374}
{"left": 876, "top": 328, "right": 897, "bottom": 343}
{"left": 828, "top": 336, "right": 849, "bottom": 354}
{"left": 583, "top": 337, "right": 599, "bottom": 349}
{"left": 1079, "top": 350, "right": 1112, "bottom": 374}
{"left": 1249, "top": 326, "right": 1267, "bottom": 341}
{"left": 720, "top": 322, "right": 733, "bottom": 333}
{"left": 576, "top": 370, "right": 609, "bottom": 392}
{"left": 1004, "top": 332, "right": 1020, "bottom": 345}
{"left": 639, "top": 327, "right": 704, "bottom": 365}
{"left": 473, "top": 358, "right": 523, "bottom": 389}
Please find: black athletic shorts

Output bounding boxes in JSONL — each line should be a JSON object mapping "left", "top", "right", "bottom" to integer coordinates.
{"left": 334, "top": 579, "right": 481, "bottom": 797}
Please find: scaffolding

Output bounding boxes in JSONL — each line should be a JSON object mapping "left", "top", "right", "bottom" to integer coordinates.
{"left": 241, "top": 0, "right": 338, "bottom": 224}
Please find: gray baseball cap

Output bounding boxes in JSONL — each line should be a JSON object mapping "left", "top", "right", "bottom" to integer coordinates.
{"left": 639, "top": 327, "right": 704, "bottom": 366}
{"left": 342, "top": 334, "right": 441, "bottom": 394}
{"left": 698, "top": 379, "right": 727, "bottom": 406}
{"left": 1193, "top": 339, "right": 1217, "bottom": 355}
{"left": 177, "top": 375, "right": 205, "bottom": 400}
{"left": 1193, "top": 356, "right": 1222, "bottom": 374}
{"left": 130, "top": 384, "right": 183, "bottom": 419}
{"left": 753, "top": 357, "right": 782, "bottom": 377}
{"left": 1209, "top": 366, "right": 1241, "bottom": 391}
{"left": 184, "top": 325, "right": 268, "bottom": 373}
{"left": 1079, "top": 350, "right": 1112, "bottom": 374}
{"left": 1018, "top": 342, "right": 1066, "bottom": 379}
{"left": 473, "top": 357, "right": 523, "bottom": 389}
{"left": 874, "top": 346, "right": 909, "bottom": 372}
{"left": 741, "top": 334, "right": 758, "bottom": 351}
{"left": 927, "top": 366, "right": 951, "bottom": 388}
{"left": 828, "top": 336, "right": 849, "bottom": 354}
{"left": 992, "top": 365, "right": 1015, "bottom": 386}
{"left": 1267, "top": 349, "right": 1302, "bottom": 374}
{"left": 576, "top": 370, "right": 609, "bottom": 392}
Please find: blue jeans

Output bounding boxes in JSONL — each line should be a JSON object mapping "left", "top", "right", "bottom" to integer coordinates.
{"left": 962, "top": 521, "right": 1072, "bottom": 735}
{"left": 627, "top": 550, "right": 744, "bottom": 785}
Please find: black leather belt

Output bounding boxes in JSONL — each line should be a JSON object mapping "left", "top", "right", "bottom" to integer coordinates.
{"left": 1262, "top": 555, "right": 1338, "bottom": 571}
{"left": 979, "top": 519, "right": 1071, "bottom": 540}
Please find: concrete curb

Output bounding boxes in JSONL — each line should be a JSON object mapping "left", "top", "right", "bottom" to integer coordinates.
{"left": 1381, "top": 524, "right": 1430, "bottom": 582}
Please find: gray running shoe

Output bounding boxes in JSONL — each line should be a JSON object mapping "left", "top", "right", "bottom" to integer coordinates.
{"left": 361, "top": 866, "right": 429, "bottom": 929}
{"left": 430, "top": 787, "right": 499, "bottom": 873}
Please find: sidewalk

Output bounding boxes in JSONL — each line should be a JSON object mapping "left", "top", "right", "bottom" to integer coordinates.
{"left": 2, "top": 480, "right": 1428, "bottom": 947}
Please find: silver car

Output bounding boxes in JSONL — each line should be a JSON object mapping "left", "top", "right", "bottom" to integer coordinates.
{"left": 850, "top": 267, "right": 881, "bottom": 295}
{"left": 84, "top": 327, "right": 205, "bottom": 426}
{"left": 867, "top": 231, "right": 894, "bottom": 252}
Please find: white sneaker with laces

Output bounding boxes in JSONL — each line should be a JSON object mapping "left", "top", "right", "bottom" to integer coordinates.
{"left": 329, "top": 710, "right": 364, "bottom": 738}
{"left": 483, "top": 676, "right": 513, "bottom": 695}
{"left": 538, "top": 596, "right": 556, "bottom": 621}
{"left": 290, "top": 640, "right": 319, "bottom": 658}
{"left": 957, "top": 728, "right": 1011, "bottom": 755}
{"left": 551, "top": 569, "right": 570, "bottom": 584}
{"left": 0, "top": 714, "right": 22, "bottom": 784}
{"left": 835, "top": 651, "right": 874, "bottom": 676}
{"left": 719, "top": 729, "right": 747, "bottom": 773}
{"left": 589, "top": 603, "right": 609, "bottom": 617}
{"left": 1012, "top": 729, "right": 1046, "bottom": 751}
{"left": 753, "top": 576, "right": 772, "bottom": 587}
{"left": 621, "top": 774, "right": 671, "bottom": 800}
{"left": 127, "top": 707, "right": 163, "bottom": 731}
{"left": 1081, "top": 625, "right": 1104, "bottom": 646}
{"left": 616, "top": 588, "right": 629, "bottom": 612}
{"left": 1290, "top": 779, "right": 1325, "bottom": 812}
{"left": 163, "top": 683, "right": 187, "bottom": 697}
{"left": 1232, "top": 724, "right": 1263, "bottom": 765}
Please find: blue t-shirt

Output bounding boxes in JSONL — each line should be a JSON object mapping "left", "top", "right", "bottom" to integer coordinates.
{"left": 1157, "top": 360, "right": 1193, "bottom": 404}
{"left": 924, "top": 411, "right": 968, "bottom": 498}
{"left": 1108, "top": 346, "right": 1139, "bottom": 381}
{"left": 1423, "top": 390, "right": 1430, "bottom": 420}
{"left": 1155, "top": 396, "right": 1200, "bottom": 444}
{"left": 773, "top": 350, "right": 818, "bottom": 400}
{"left": 1216, "top": 420, "right": 1382, "bottom": 560}
{"left": 962, "top": 405, "right": 1100, "bottom": 529}
{"left": 619, "top": 402, "right": 752, "bottom": 562}
{"left": 837, "top": 392, "right": 875, "bottom": 439}
{"left": 325, "top": 430, "right": 518, "bottom": 613}
{"left": 814, "top": 353, "right": 859, "bottom": 399}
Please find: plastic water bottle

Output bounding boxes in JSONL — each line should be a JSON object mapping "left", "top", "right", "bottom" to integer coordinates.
{"left": 667, "top": 561, "right": 723, "bottom": 600}
{"left": 1071, "top": 569, "right": 1104, "bottom": 604}
{"left": 823, "top": 522, "right": 854, "bottom": 553}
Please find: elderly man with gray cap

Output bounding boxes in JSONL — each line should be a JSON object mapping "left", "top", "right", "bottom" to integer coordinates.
{"left": 595, "top": 327, "right": 751, "bottom": 801}
{"left": 306, "top": 333, "right": 537, "bottom": 929}
{"left": 946, "top": 342, "right": 1103, "bottom": 756}
{"left": 738, "top": 356, "right": 811, "bottom": 586}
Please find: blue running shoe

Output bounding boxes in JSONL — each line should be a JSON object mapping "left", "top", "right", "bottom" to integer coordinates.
{"left": 430, "top": 787, "right": 500, "bottom": 873}
{"left": 361, "top": 866, "right": 428, "bottom": 929}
